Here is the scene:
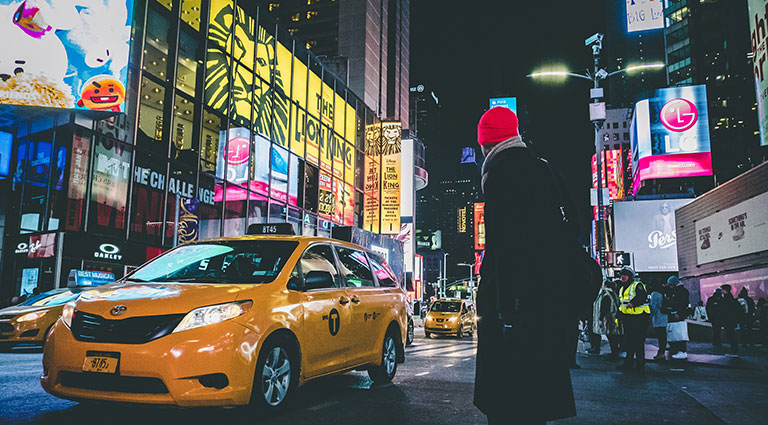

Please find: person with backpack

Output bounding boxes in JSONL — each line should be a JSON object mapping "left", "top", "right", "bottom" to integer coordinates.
{"left": 738, "top": 287, "right": 756, "bottom": 347}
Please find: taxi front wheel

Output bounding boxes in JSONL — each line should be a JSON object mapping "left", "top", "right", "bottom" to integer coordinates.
{"left": 250, "top": 337, "right": 298, "bottom": 412}
{"left": 368, "top": 332, "right": 398, "bottom": 384}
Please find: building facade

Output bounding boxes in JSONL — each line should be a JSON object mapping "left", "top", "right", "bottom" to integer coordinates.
{"left": 0, "top": 0, "right": 392, "bottom": 301}
{"left": 259, "top": 0, "right": 410, "bottom": 127}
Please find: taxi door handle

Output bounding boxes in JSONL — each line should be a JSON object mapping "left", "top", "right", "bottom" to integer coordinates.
{"left": 339, "top": 296, "right": 350, "bottom": 305}
{"left": 350, "top": 296, "right": 360, "bottom": 304}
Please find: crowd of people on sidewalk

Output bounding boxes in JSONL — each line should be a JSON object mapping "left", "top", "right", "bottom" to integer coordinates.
{"left": 585, "top": 266, "right": 768, "bottom": 370}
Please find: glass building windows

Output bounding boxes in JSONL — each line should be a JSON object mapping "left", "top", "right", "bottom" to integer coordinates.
{"left": 144, "top": 8, "right": 171, "bottom": 79}
{"left": 89, "top": 136, "right": 132, "bottom": 236}
{"left": 201, "top": 109, "right": 224, "bottom": 174}
{"left": 230, "top": 61, "right": 254, "bottom": 128}
{"left": 172, "top": 94, "right": 196, "bottom": 162}
{"left": 177, "top": 29, "right": 201, "bottom": 97}
{"left": 181, "top": 0, "right": 202, "bottom": 31}
{"left": 138, "top": 77, "right": 166, "bottom": 147}
{"left": 130, "top": 149, "right": 165, "bottom": 244}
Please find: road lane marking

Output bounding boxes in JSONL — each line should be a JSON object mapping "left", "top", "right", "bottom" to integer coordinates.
{"left": 445, "top": 348, "right": 478, "bottom": 357}
{"left": 415, "top": 371, "right": 430, "bottom": 376}
{"left": 308, "top": 401, "right": 340, "bottom": 411}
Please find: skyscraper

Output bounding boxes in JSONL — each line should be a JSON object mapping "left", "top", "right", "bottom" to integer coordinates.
{"left": 262, "top": 0, "right": 410, "bottom": 127}
{"left": 663, "top": 0, "right": 761, "bottom": 182}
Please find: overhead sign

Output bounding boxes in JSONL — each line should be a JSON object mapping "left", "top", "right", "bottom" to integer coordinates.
{"left": 695, "top": 191, "right": 768, "bottom": 265}
{"left": 0, "top": 0, "right": 134, "bottom": 111}
{"left": 749, "top": 0, "right": 768, "bottom": 147}
{"left": 489, "top": 97, "right": 517, "bottom": 114}
{"left": 614, "top": 199, "right": 692, "bottom": 272}
{"left": 69, "top": 270, "right": 115, "bottom": 287}
{"left": 626, "top": 0, "right": 664, "bottom": 33}
{"left": 380, "top": 122, "right": 402, "bottom": 235}
{"left": 631, "top": 85, "right": 712, "bottom": 194}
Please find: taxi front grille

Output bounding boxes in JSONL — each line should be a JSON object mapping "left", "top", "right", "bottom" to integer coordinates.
{"left": 71, "top": 311, "right": 185, "bottom": 344}
{"left": 58, "top": 371, "right": 169, "bottom": 394}
{"left": 0, "top": 323, "right": 14, "bottom": 333}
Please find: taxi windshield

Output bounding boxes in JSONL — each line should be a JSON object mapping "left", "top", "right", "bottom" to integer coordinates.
{"left": 20, "top": 290, "right": 80, "bottom": 307}
{"left": 128, "top": 240, "right": 299, "bottom": 284}
{"left": 431, "top": 301, "right": 461, "bottom": 313}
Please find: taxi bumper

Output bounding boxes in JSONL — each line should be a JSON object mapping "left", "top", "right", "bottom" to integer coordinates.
{"left": 425, "top": 321, "right": 460, "bottom": 334}
{"left": 0, "top": 320, "right": 48, "bottom": 346}
{"left": 41, "top": 319, "right": 260, "bottom": 407}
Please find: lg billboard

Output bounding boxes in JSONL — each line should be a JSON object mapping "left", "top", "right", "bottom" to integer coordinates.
{"left": 631, "top": 85, "right": 713, "bottom": 195}
{"left": 614, "top": 199, "right": 692, "bottom": 272}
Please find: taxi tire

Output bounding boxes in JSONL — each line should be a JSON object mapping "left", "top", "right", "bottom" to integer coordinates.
{"left": 368, "top": 331, "right": 398, "bottom": 384}
{"left": 249, "top": 336, "right": 298, "bottom": 414}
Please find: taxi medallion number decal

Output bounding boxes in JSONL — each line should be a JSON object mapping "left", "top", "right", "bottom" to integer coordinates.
{"left": 82, "top": 351, "right": 120, "bottom": 374}
{"left": 324, "top": 308, "right": 340, "bottom": 336}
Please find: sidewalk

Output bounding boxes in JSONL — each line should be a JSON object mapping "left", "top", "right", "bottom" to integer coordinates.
{"left": 583, "top": 338, "right": 768, "bottom": 371}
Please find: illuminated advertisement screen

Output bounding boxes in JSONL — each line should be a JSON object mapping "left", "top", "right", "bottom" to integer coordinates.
{"left": 749, "top": 0, "right": 768, "bottom": 146}
{"left": 631, "top": 85, "right": 712, "bottom": 194}
{"left": 474, "top": 203, "right": 485, "bottom": 250}
{"left": 489, "top": 97, "right": 516, "bottom": 114}
{"left": 614, "top": 199, "right": 692, "bottom": 272}
{"left": 591, "top": 149, "right": 623, "bottom": 200}
{"left": 0, "top": 0, "right": 134, "bottom": 111}
{"left": 626, "top": 0, "right": 664, "bottom": 33}
{"left": 0, "top": 131, "right": 11, "bottom": 178}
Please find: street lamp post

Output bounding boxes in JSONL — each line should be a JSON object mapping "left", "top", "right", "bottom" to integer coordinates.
{"left": 528, "top": 33, "right": 664, "bottom": 271}
{"left": 457, "top": 262, "right": 474, "bottom": 286}
{"left": 441, "top": 252, "right": 449, "bottom": 298}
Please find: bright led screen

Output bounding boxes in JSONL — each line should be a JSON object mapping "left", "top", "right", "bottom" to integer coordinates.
{"left": 0, "top": 0, "right": 134, "bottom": 112}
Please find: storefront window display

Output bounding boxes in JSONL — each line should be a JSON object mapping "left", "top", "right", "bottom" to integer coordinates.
{"left": 177, "top": 29, "right": 201, "bottom": 97}
{"left": 88, "top": 136, "right": 131, "bottom": 235}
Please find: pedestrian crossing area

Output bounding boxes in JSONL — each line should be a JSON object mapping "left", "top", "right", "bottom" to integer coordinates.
{"left": 406, "top": 337, "right": 477, "bottom": 358}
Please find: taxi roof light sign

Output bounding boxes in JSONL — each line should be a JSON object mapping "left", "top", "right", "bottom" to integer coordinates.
{"left": 246, "top": 223, "right": 296, "bottom": 236}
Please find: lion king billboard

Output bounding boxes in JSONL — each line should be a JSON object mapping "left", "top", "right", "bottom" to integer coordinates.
{"left": 0, "top": 0, "right": 134, "bottom": 112}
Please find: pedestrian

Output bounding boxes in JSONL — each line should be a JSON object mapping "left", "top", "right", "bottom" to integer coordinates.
{"left": 590, "top": 279, "right": 622, "bottom": 359}
{"left": 616, "top": 267, "right": 650, "bottom": 371}
{"left": 692, "top": 301, "right": 708, "bottom": 322}
{"left": 473, "top": 106, "right": 591, "bottom": 424}
{"left": 649, "top": 280, "right": 668, "bottom": 360}
{"left": 707, "top": 288, "right": 724, "bottom": 347}
{"left": 720, "top": 284, "right": 741, "bottom": 355}
{"left": 737, "top": 287, "right": 756, "bottom": 347}
{"left": 665, "top": 276, "right": 690, "bottom": 360}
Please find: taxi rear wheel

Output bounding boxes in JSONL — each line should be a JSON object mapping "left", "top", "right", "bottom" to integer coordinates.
{"left": 368, "top": 332, "right": 398, "bottom": 384}
{"left": 250, "top": 337, "right": 297, "bottom": 412}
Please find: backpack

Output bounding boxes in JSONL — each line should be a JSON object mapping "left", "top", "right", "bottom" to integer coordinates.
{"left": 661, "top": 291, "right": 673, "bottom": 314}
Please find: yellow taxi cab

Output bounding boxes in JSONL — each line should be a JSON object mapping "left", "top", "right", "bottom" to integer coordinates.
{"left": 424, "top": 299, "right": 476, "bottom": 338}
{"left": 0, "top": 288, "right": 86, "bottom": 349}
{"left": 41, "top": 224, "right": 408, "bottom": 412}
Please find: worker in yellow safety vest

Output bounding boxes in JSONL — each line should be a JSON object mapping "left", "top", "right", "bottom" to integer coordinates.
{"left": 616, "top": 267, "right": 650, "bottom": 371}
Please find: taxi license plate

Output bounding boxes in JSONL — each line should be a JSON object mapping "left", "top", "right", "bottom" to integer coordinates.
{"left": 82, "top": 351, "right": 120, "bottom": 374}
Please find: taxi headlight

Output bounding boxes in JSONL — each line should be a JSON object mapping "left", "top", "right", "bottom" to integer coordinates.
{"left": 62, "top": 301, "right": 76, "bottom": 328}
{"left": 448, "top": 316, "right": 458, "bottom": 322}
{"left": 16, "top": 311, "right": 46, "bottom": 322}
{"left": 173, "top": 301, "right": 253, "bottom": 333}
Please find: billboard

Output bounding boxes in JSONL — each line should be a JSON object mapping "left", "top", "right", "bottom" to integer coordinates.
{"left": 695, "top": 191, "right": 768, "bottom": 265}
{"left": 489, "top": 97, "right": 516, "bottom": 114}
{"left": 614, "top": 199, "right": 692, "bottom": 272}
{"left": 749, "top": 0, "right": 768, "bottom": 146}
{"left": 631, "top": 85, "right": 712, "bottom": 195}
{"left": 626, "top": 0, "right": 664, "bottom": 33}
{"left": 0, "top": 0, "right": 133, "bottom": 111}
{"left": 591, "top": 149, "right": 623, "bottom": 200}
{"left": 380, "top": 122, "right": 401, "bottom": 234}
{"left": 474, "top": 203, "right": 485, "bottom": 250}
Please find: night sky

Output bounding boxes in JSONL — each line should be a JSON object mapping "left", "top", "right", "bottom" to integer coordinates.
{"left": 411, "top": 1, "right": 606, "bottom": 240}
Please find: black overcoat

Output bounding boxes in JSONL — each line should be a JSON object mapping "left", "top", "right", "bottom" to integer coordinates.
{"left": 473, "top": 146, "right": 583, "bottom": 422}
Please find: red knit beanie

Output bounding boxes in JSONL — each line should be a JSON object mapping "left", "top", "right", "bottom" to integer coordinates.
{"left": 477, "top": 106, "right": 519, "bottom": 146}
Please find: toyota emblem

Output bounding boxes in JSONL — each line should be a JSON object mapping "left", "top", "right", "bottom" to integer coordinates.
{"left": 110, "top": 305, "right": 127, "bottom": 316}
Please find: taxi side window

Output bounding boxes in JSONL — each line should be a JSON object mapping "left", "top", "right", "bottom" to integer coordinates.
{"left": 368, "top": 255, "right": 397, "bottom": 288}
{"left": 300, "top": 245, "right": 340, "bottom": 291}
{"left": 336, "top": 247, "right": 375, "bottom": 288}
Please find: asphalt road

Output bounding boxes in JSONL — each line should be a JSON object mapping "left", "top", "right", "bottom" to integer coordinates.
{"left": 1, "top": 335, "right": 766, "bottom": 425}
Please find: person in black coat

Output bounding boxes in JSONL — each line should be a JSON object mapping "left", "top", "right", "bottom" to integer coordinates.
{"left": 473, "top": 107, "right": 592, "bottom": 424}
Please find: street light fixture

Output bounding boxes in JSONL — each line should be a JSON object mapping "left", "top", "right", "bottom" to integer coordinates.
{"left": 527, "top": 33, "right": 664, "bottom": 270}
{"left": 457, "top": 263, "right": 474, "bottom": 286}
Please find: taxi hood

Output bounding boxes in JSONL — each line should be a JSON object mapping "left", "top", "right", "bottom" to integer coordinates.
{"left": 0, "top": 304, "right": 53, "bottom": 316}
{"left": 74, "top": 281, "right": 253, "bottom": 318}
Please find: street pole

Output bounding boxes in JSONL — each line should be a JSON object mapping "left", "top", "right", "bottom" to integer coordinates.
{"left": 442, "top": 252, "right": 449, "bottom": 298}
{"left": 591, "top": 37, "right": 607, "bottom": 272}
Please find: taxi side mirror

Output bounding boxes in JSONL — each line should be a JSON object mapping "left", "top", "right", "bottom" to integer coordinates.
{"left": 304, "top": 271, "right": 335, "bottom": 291}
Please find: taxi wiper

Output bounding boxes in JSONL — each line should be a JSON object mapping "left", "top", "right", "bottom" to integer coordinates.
{"left": 123, "top": 278, "right": 148, "bottom": 283}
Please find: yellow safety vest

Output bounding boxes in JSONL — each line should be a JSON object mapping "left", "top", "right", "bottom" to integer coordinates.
{"left": 619, "top": 281, "right": 650, "bottom": 315}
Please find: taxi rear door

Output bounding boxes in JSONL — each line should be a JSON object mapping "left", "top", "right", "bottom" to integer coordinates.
{"left": 335, "top": 246, "right": 381, "bottom": 363}
{"left": 298, "top": 244, "right": 354, "bottom": 377}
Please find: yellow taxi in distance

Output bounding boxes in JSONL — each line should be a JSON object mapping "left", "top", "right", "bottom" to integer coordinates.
{"left": 0, "top": 288, "right": 86, "bottom": 349}
{"left": 424, "top": 299, "right": 476, "bottom": 338}
{"left": 42, "top": 226, "right": 408, "bottom": 411}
